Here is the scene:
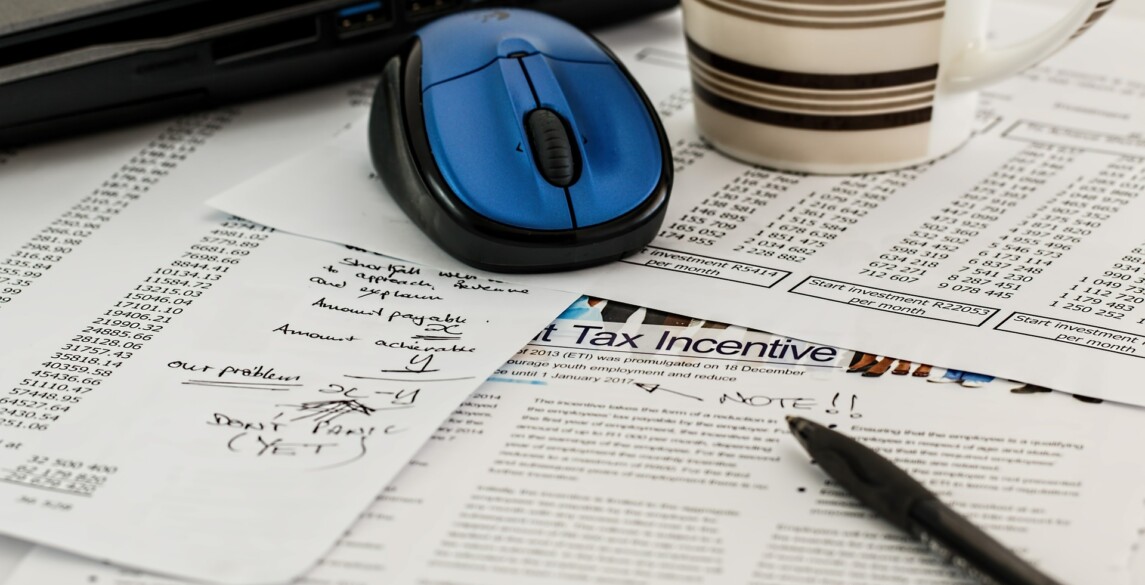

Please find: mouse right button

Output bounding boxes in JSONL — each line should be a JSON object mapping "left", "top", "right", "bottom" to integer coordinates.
{"left": 536, "top": 58, "right": 664, "bottom": 227}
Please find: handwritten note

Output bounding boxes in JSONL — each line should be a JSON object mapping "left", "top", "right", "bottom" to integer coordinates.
{"left": 0, "top": 225, "right": 574, "bottom": 584}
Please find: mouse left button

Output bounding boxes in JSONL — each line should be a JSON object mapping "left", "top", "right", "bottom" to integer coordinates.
{"left": 421, "top": 61, "right": 574, "bottom": 231}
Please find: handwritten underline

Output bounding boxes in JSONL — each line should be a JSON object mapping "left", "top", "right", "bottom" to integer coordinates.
{"left": 343, "top": 375, "right": 476, "bottom": 383}
{"left": 183, "top": 380, "right": 301, "bottom": 391}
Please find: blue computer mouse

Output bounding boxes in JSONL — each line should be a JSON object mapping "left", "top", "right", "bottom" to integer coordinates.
{"left": 368, "top": 8, "right": 672, "bottom": 273}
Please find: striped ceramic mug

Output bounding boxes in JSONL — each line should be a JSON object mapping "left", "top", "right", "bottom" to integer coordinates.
{"left": 683, "top": 0, "right": 1115, "bottom": 174}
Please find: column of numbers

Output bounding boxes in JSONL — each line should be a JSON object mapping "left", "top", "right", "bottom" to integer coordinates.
{"left": 945, "top": 156, "right": 1143, "bottom": 301}
{"left": 1053, "top": 247, "right": 1145, "bottom": 323}
{"left": 657, "top": 87, "right": 693, "bottom": 120}
{"left": 659, "top": 168, "right": 796, "bottom": 249}
{"left": 3, "top": 219, "right": 272, "bottom": 435}
{"left": 671, "top": 138, "right": 710, "bottom": 174}
{"left": 758, "top": 168, "right": 921, "bottom": 266}
{"left": 0, "top": 111, "right": 236, "bottom": 307}
{"left": 869, "top": 144, "right": 1078, "bottom": 285}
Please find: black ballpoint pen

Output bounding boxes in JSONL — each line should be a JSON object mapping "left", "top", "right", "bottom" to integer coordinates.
{"left": 786, "top": 416, "right": 1065, "bottom": 585}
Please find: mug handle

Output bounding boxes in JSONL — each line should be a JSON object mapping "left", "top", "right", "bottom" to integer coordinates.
{"left": 945, "top": 0, "right": 1112, "bottom": 91}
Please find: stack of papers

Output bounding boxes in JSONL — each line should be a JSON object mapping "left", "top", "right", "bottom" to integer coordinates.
{"left": 0, "top": 1, "right": 1144, "bottom": 584}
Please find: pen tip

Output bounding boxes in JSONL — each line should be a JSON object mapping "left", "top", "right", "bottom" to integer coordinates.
{"left": 786, "top": 416, "right": 816, "bottom": 447}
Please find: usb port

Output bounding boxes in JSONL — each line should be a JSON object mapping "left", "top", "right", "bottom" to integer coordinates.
{"left": 335, "top": 1, "right": 393, "bottom": 38}
{"left": 405, "top": 0, "right": 461, "bottom": 20}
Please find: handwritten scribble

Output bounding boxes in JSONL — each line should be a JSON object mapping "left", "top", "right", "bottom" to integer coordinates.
{"left": 182, "top": 379, "right": 299, "bottom": 392}
{"left": 635, "top": 382, "right": 703, "bottom": 401}
{"left": 719, "top": 392, "right": 814, "bottom": 410}
{"left": 377, "top": 353, "right": 441, "bottom": 374}
{"left": 226, "top": 432, "right": 339, "bottom": 457}
{"left": 281, "top": 399, "right": 376, "bottom": 424}
{"left": 317, "top": 384, "right": 421, "bottom": 405}
{"left": 318, "top": 436, "right": 370, "bottom": 470}
{"left": 825, "top": 392, "right": 862, "bottom": 418}
{"left": 227, "top": 432, "right": 247, "bottom": 452}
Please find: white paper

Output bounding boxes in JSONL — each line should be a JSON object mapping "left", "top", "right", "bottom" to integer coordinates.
{"left": 0, "top": 536, "right": 32, "bottom": 585}
{"left": 1135, "top": 523, "right": 1145, "bottom": 585}
{"left": 209, "top": 5, "right": 1145, "bottom": 407}
{"left": 5, "top": 299, "right": 1143, "bottom": 584}
{"left": 0, "top": 84, "right": 576, "bottom": 584}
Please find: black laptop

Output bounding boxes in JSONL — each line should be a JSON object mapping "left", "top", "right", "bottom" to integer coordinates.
{"left": 0, "top": 0, "right": 678, "bottom": 146}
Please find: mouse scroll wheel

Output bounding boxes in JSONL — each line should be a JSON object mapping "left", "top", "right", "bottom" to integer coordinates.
{"left": 525, "top": 108, "right": 579, "bottom": 188}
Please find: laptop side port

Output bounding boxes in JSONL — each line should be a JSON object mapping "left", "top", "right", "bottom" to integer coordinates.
{"left": 335, "top": 2, "right": 394, "bottom": 38}
{"left": 213, "top": 16, "right": 320, "bottom": 65}
{"left": 405, "top": 0, "right": 462, "bottom": 21}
